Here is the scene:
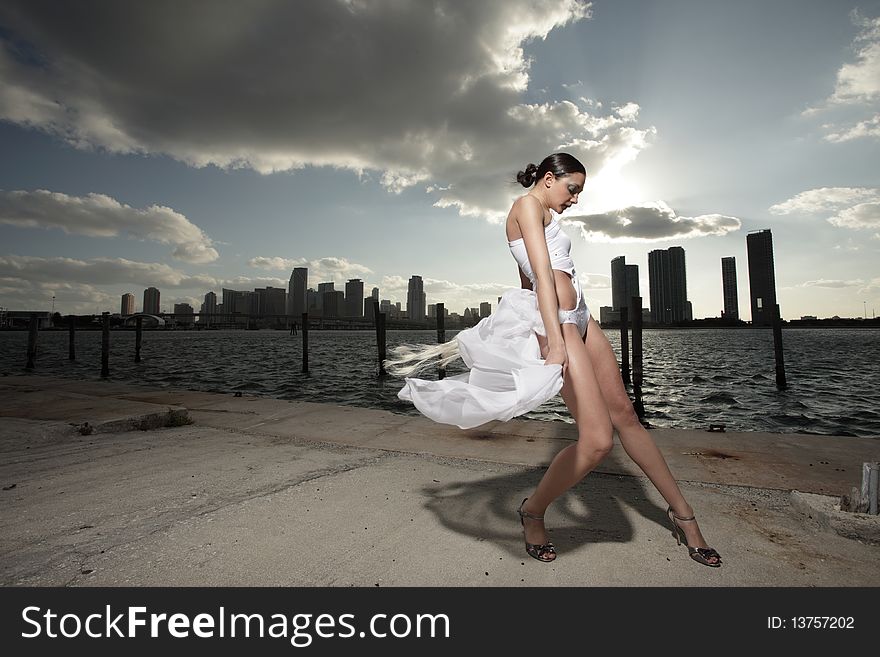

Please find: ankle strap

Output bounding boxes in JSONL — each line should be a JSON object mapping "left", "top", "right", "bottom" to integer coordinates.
{"left": 669, "top": 506, "right": 695, "bottom": 522}
{"left": 519, "top": 500, "right": 544, "bottom": 521}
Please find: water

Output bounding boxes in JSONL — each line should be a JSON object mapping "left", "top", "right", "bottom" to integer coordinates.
{"left": 2, "top": 327, "right": 878, "bottom": 438}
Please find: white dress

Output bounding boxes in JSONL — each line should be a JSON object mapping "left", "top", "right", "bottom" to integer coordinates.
{"left": 396, "top": 214, "right": 589, "bottom": 430}
{"left": 397, "top": 288, "right": 564, "bottom": 429}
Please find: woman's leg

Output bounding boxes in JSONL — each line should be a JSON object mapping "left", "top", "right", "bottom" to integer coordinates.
{"left": 583, "top": 317, "right": 719, "bottom": 560}
{"left": 521, "top": 320, "right": 615, "bottom": 552}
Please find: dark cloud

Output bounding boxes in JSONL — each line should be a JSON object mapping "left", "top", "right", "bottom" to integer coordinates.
{"left": 0, "top": 189, "right": 218, "bottom": 262}
{"left": 0, "top": 1, "right": 662, "bottom": 219}
{"left": 563, "top": 201, "right": 741, "bottom": 242}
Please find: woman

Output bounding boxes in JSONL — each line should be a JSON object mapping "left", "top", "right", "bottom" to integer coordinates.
{"left": 386, "top": 153, "right": 721, "bottom": 567}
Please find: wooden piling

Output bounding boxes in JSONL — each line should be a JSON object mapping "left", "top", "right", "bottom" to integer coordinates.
{"left": 25, "top": 313, "right": 38, "bottom": 370}
{"left": 301, "top": 312, "right": 309, "bottom": 373}
{"left": 101, "top": 312, "right": 110, "bottom": 378}
{"left": 863, "top": 462, "right": 879, "bottom": 515}
{"left": 631, "top": 298, "right": 643, "bottom": 387}
{"left": 68, "top": 315, "right": 76, "bottom": 360}
{"left": 436, "top": 302, "right": 446, "bottom": 380}
{"left": 619, "top": 305, "right": 630, "bottom": 385}
{"left": 375, "top": 300, "right": 387, "bottom": 376}
{"left": 631, "top": 296, "right": 646, "bottom": 423}
{"left": 135, "top": 315, "right": 143, "bottom": 363}
{"left": 773, "top": 303, "right": 787, "bottom": 388}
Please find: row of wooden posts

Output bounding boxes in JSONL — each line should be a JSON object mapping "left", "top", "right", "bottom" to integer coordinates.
{"left": 23, "top": 303, "right": 424, "bottom": 380}
{"left": 24, "top": 297, "right": 787, "bottom": 395}
{"left": 26, "top": 312, "right": 144, "bottom": 377}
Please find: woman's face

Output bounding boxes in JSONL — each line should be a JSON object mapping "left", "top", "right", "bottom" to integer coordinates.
{"left": 548, "top": 172, "right": 585, "bottom": 213}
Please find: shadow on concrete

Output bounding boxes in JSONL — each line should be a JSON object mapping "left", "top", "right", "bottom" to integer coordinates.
{"left": 420, "top": 464, "right": 676, "bottom": 559}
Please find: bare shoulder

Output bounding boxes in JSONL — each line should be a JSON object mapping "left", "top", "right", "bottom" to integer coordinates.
{"left": 511, "top": 194, "right": 545, "bottom": 230}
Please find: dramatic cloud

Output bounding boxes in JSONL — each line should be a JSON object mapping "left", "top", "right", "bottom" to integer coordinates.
{"left": 828, "top": 13, "right": 880, "bottom": 105}
{"left": 803, "top": 11, "right": 880, "bottom": 141}
{"left": 827, "top": 202, "right": 880, "bottom": 230}
{"left": 562, "top": 201, "right": 741, "bottom": 242}
{"left": 770, "top": 187, "right": 880, "bottom": 231}
{"left": 0, "top": 0, "right": 664, "bottom": 220}
{"left": 0, "top": 255, "right": 217, "bottom": 287}
{"left": 0, "top": 189, "right": 218, "bottom": 263}
{"left": 823, "top": 113, "right": 880, "bottom": 142}
{"left": 769, "top": 187, "right": 879, "bottom": 215}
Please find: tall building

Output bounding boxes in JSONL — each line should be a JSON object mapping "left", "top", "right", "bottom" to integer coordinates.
{"left": 364, "top": 287, "right": 380, "bottom": 320}
{"left": 200, "top": 291, "right": 217, "bottom": 325}
{"left": 648, "top": 247, "right": 688, "bottom": 324}
{"left": 121, "top": 293, "right": 134, "bottom": 316}
{"left": 721, "top": 256, "right": 739, "bottom": 320}
{"left": 267, "top": 287, "right": 286, "bottom": 317}
{"left": 406, "top": 275, "right": 426, "bottom": 322}
{"left": 254, "top": 288, "right": 267, "bottom": 316}
{"left": 626, "top": 265, "right": 640, "bottom": 310}
{"left": 345, "top": 279, "right": 364, "bottom": 317}
{"left": 288, "top": 268, "right": 307, "bottom": 318}
{"left": 479, "top": 302, "right": 491, "bottom": 318}
{"left": 255, "top": 287, "right": 286, "bottom": 325}
{"left": 222, "top": 288, "right": 252, "bottom": 323}
{"left": 143, "top": 287, "right": 160, "bottom": 315}
{"left": 746, "top": 229, "right": 778, "bottom": 326}
{"left": 610, "top": 256, "right": 627, "bottom": 310}
{"left": 321, "top": 290, "right": 344, "bottom": 317}
{"left": 611, "top": 256, "right": 641, "bottom": 319}
{"left": 173, "top": 303, "right": 194, "bottom": 315}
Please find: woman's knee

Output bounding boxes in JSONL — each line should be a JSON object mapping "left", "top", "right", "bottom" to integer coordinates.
{"left": 611, "top": 401, "right": 641, "bottom": 430}
{"left": 575, "top": 431, "right": 613, "bottom": 462}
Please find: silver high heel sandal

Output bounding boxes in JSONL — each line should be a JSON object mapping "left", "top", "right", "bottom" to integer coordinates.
{"left": 667, "top": 506, "right": 722, "bottom": 567}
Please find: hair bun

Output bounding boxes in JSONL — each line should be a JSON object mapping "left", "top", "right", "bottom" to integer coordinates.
{"left": 516, "top": 163, "right": 538, "bottom": 188}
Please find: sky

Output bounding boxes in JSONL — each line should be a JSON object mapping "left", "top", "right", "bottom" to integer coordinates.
{"left": 1, "top": 0, "right": 878, "bottom": 320}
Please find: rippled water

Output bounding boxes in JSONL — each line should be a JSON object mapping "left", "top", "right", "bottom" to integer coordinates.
{"left": 1, "top": 327, "right": 878, "bottom": 438}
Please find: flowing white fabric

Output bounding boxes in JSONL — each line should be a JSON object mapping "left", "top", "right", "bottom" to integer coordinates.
{"left": 397, "top": 288, "right": 563, "bottom": 429}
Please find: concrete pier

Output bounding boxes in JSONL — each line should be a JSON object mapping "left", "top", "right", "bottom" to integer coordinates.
{"left": 1, "top": 374, "right": 877, "bottom": 586}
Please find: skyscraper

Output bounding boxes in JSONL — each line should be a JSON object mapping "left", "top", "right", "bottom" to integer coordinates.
{"left": 345, "top": 278, "right": 364, "bottom": 317}
{"left": 288, "top": 268, "right": 307, "bottom": 318}
{"left": 364, "top": 286, "right": 379, "bottom": 320}
{"left": 316, "top": 282, "right": 335, "bottom": 315}
{"left": 721, "top": 256, "right": 739, "bottom": 320}
{"left": 406, "top": 275, "right": 426, "bottom": 322}
{"left": 610, "top": 256, "right": 627, "bottom": 310}
{"left": 611, "top": 256, "right": 641, "bottom": 320}
{"left": 121, "top": 293, "right": 134, "bottom": 315}
{"left": 200, "top": 291, "right": 217, "bottom": 325}
{"left": 648, "top": 247, "right": 687, "bottom": 324}
{"left": 746, "top": 229, "right": 778, "bottom": 326}
{"left": 143, "top": 287, "right": 160, "bottom": 315}
{"left": 626, "top": 265, "right": 640, "bottom": 312}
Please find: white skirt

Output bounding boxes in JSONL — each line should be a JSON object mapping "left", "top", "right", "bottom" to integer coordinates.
{"left": 397, "top": 288, "right": 563, "bottom": 430}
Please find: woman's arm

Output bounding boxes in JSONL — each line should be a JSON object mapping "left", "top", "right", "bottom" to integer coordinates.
{"left": 518, "top": 266, "right": 533, "bottom": 291}
{"left": 515, "top": 196, "right": 565, "bottom": 353}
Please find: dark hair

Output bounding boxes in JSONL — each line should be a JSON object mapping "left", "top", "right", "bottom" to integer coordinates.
{"left": 515, "top": 152, "right": 586, "bottom": 188}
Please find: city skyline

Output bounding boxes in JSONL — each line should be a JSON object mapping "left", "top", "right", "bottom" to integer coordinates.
{"left": 1, "top": 1, "right": 878, "bottom": 320}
